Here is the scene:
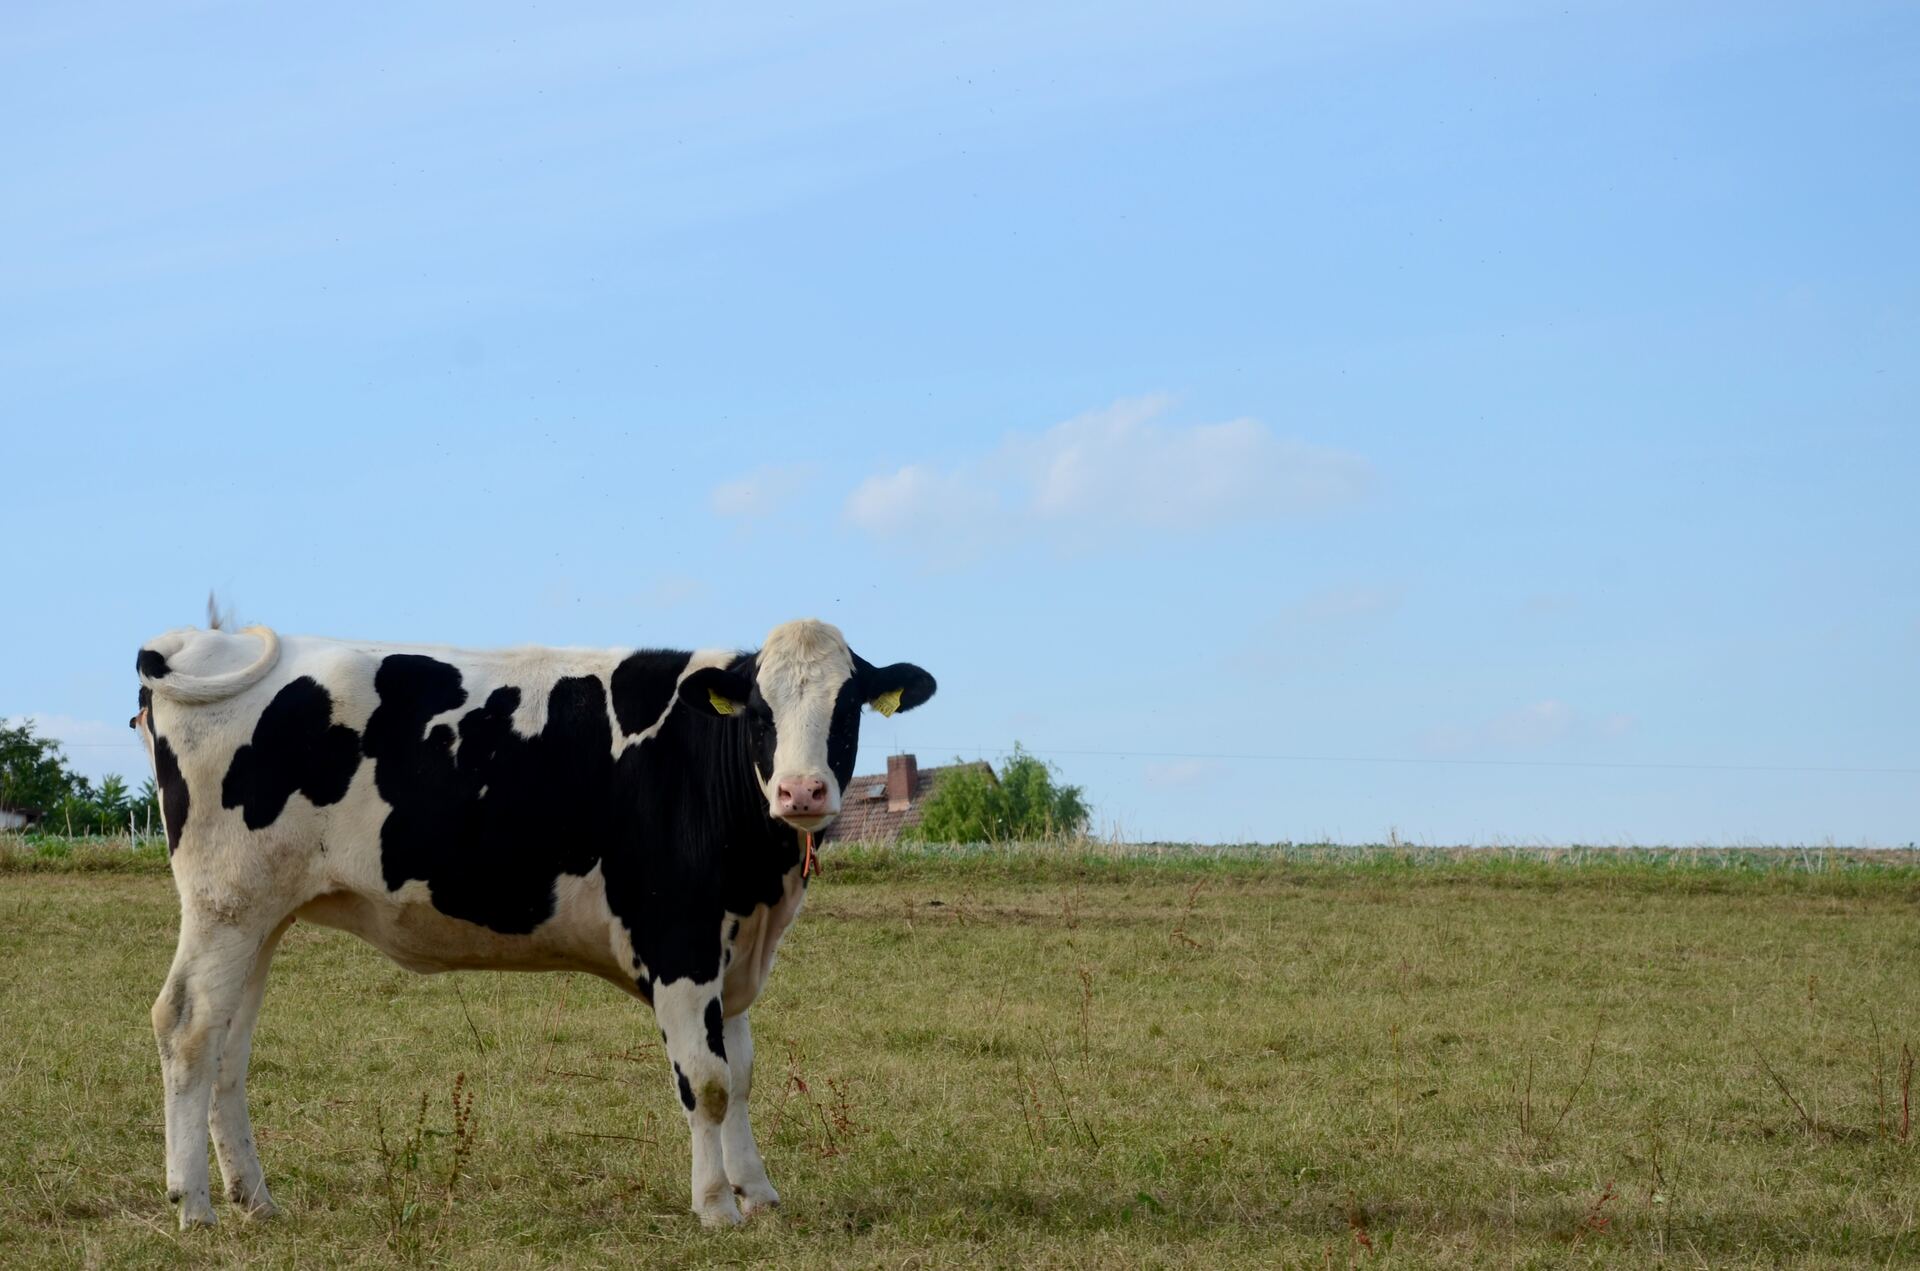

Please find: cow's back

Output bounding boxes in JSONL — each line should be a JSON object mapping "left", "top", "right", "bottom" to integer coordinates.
{"left": 139, "top": 631, "right": 705, "bottom": 982}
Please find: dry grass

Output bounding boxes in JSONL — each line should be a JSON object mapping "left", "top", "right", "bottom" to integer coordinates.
{"left": 1, "top": 844, "right": 1917, "bottom": 1266}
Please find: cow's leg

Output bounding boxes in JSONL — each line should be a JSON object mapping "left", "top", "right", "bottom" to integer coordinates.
{"left": 209, "top": 917, "right": 291, "bottom": 1218}
{"left": 153, "top": 913, "right": 277, "bottom": 1229}
{"left": 719, "top": 1010, "right": 779, "bottom": 1216}
{"left": 654, "top": 977, "right": 741, "bottom": 1227}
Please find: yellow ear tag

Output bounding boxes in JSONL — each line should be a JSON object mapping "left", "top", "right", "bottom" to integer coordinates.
{"left": 709, "top": 688, "right": 737, "bottom": 716}
{"left": 871, "top": 688, "right": 903, "bottom": 717}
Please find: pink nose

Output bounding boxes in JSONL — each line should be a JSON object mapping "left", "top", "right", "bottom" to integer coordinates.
{"left": 776, "top": 778, "right": 829, "bottom": 816}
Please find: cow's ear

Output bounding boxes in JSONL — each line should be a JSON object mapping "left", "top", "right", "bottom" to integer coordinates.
{"left": 862, "top": 662, "right": 936, "bottom": 716}
{"left": 679, "top": 666, "right": 752, "bottom": 718}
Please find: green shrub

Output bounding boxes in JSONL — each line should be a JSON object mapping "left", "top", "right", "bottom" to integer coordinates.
{"left": 906, "top": 744, "right": 1089, "bottom": 843}
{"left": 1, "top": 720, "right": 157, "bottom": 836}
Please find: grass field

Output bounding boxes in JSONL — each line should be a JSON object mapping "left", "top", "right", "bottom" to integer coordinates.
{"left": 2, "top": 840, "right": 1917, "bottom": 1267}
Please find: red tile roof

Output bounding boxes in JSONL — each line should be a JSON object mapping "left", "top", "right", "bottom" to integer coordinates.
{"left": 821, "top": 757, "right": 996, "bottom": 844}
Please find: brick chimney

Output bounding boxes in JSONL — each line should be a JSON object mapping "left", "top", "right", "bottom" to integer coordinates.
{"left": 886, "top": 753, "right": 917, "bottom": 812}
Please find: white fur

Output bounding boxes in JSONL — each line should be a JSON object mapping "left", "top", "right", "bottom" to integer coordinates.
{"left": 137, "top": 625, "right": 817, "bottom": 1230}
{"left": 721, "top": 1012, "right": 779, "bottom": 1215}
{"left": 141, "top": 626, "right": 281, "bottom": 705}
{"left": 717, "top": 863, "right": 805, "bottom": 1217}
{"left": 653, "top": 971, "right": 738, "bottom": 1227}
{"left": 753, "top": 619, "right": 855, "bottom": 816}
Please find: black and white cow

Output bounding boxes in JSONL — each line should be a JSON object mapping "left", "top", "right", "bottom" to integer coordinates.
{"left": 130, "top": 618, "right": 934, "bottom": 1229}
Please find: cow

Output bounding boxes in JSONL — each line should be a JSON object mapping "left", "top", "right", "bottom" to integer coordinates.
{"left": 130, "top": 617, "right": 935, "bottom": 1230}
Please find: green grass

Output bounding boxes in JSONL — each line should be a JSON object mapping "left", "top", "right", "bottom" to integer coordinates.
{"left": 2, "top": 841, "right": 1917, "bottom": 1266}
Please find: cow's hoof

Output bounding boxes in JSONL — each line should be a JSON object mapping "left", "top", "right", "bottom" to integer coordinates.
{"left": 229, "top": 1180, "right": 281, "bottom": 1218}
{"left": 696, "top": 1196, "right": 745, "bottom": 1228}
{"left": 737, "top": 1185, "right": 781, "bottom": 1218}
{"left": 169, "top": 1185, "right": 217, "bottom": 1230}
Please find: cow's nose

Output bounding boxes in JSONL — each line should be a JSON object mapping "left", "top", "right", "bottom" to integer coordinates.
{"left": 776, "top": 778, "right": 829, "bottom": 816}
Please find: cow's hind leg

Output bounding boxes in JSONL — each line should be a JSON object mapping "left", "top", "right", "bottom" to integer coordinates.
{"left": 719, "top": 1010, "right": 779, "bottom": 1216}
{"left": 654, "top": 977, "right": 741, "bottom": 1227}
{"left": 152, "top": 911, "right": 279, "bottom": 1229}
{"left": 210, "top": 917, "right": 291, "bottom": 1218}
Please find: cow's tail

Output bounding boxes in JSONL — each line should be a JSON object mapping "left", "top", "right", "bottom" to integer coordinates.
{"left": 140, "top": 625, "right": 282, "bottom": 704}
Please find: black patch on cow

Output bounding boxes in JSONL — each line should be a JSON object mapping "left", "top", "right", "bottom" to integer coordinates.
{"left": 363, "top": 655, "right": 609, "bottom": 934}
{"left": 137, "top": 648, "right": 170, "bottom": 679}
{"left": 364, "top": 653, "right": 468, "bottom": 753}
{"left": 168, "top": 975, "right": 190, "bottom": 1031}
{"left": 854, "top": 653, "right": 938, "bottom": 715}
{"left": 611, "top": 650, "right": 690, "bottom": 736}
{"left": 735, "top": 658, "right": 782, "bottom": 784}
{"left": 603, "top": 667, "right": 801, "bottom": 987}
{"left": 221, "top": 678, "right": 362, "bottom": 830}
{"left": 704, "top": 999, "right": 726, "bottom": 1058}
{"left": 727, "top": 920, "right": 740, "bottom": 942}
{"left": 153, "top": 735, "right": 189, "bottom": 855}
{"left": 674, "top": 1063, "right": 696, "bottom": 1111}
{"left": 825, "top": 675, "right": 865, "bottom": 790}
{"left": 325, "top": 638, "right": 924, "bottom": 1044}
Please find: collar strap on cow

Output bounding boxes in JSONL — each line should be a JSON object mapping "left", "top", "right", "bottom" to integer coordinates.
{"left": 802, "top": 831, "right": 819, "bottom": 880}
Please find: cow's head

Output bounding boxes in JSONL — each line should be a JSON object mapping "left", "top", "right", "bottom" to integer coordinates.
{"left": 676, "top": 619, "right": 935, "bottom": 831}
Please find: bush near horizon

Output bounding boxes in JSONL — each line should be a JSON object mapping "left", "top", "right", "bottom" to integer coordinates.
{"left": 0, "top": 720, "right": 157, "bottom": 837}
{"left": 905, "top": 743, "right": 1089, "bottom": 843}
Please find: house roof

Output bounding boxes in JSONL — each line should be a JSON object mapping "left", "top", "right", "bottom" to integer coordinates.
{"left": 821, "top": 759, "right": 995, "bottom": 844}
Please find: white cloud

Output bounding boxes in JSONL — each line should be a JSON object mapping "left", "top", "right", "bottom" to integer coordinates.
{"left": 1482, "top": 699, "right": 1579, "bottom": 748}
{"left": 1596, "top": 712, "right": 1636, "bottom": 738}
{"left": 841, "top": 396, "right": 1370, "bottom": 561}
{"left": 710, "top": 463, "right": 821, "bottom": 521}
{"left": 1277, "top": 584, "right": 1404, "bottom": 626}
{"left": 1522, "top": 593, "right": 1580, "bottom": 617}
{"left": 639, "top": 574, "right": 706, "bottom": 610}
{"left": 1228, "top": 582, "right": 1404, "bottom": 673}
{"left": 1422, "top": 700, "right": 1637, "bottom": 755}
{"left": 1142, "top": 758, "right": 1219, "bottom": 788}
{"left": 841, "top": 462, "right": 999, "bottom": 557}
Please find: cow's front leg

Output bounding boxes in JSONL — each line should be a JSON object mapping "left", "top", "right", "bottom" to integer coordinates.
{"left": 654, "top": 978, "right": 741, "bottom": 1227}
{"left": 719, "top": 1010, "right": 779, "bottom": 1215}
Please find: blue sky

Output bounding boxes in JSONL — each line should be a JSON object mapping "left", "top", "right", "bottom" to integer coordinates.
{"left": 4, "top": 1, "right": 1915, "bottom": 844}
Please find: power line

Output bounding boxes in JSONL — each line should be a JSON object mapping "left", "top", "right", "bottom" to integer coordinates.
{"left": 914, "top": 744, "right": 1920, "bottom": 777}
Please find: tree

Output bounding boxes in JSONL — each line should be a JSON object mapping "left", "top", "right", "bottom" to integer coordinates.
{"left": 92, "top": 774, "right": 131, "bottom": 834}
{"left": 907, "top": 744, "right": 1090, "bottom": 843}
{"left": 133, "top": 777, "right": 161, "bottom": 837}
{"left": 0, "top": 720, "right": 88, "bottom": 823}
{"left": 1, "top": 721, "right": 155, "bottom": 837}
{"left": 49, "top": 792, "right": 95, "bottom": 837}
